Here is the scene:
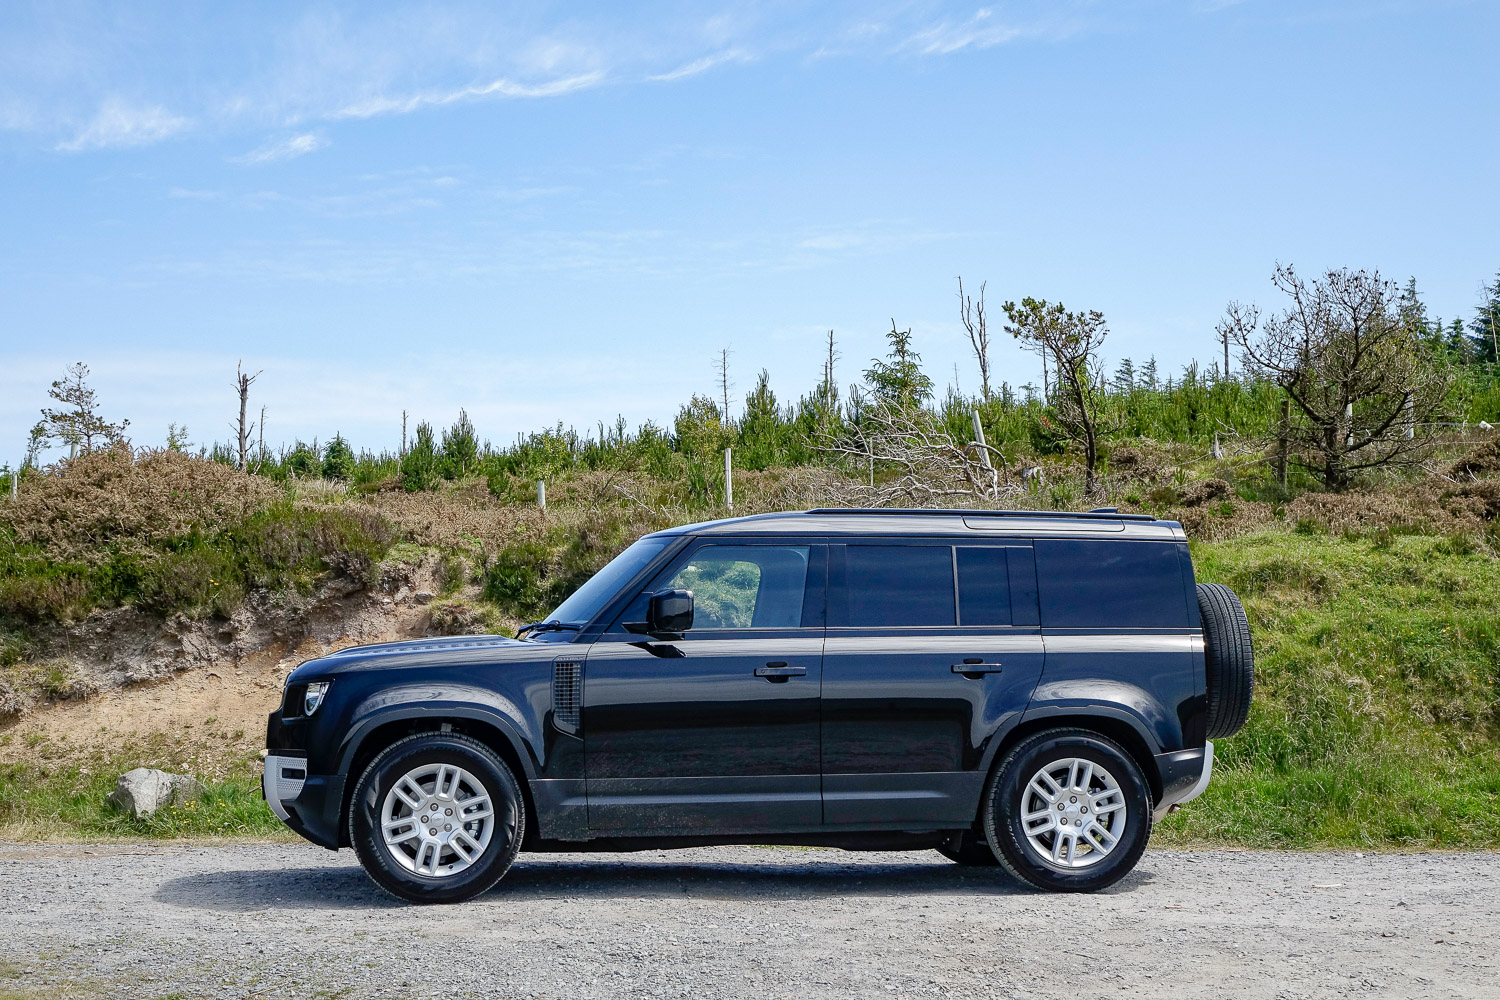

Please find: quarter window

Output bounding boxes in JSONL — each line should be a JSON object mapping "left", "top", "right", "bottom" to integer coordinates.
{"left": 1035, "top": 539, "right": 1190, "bottom": 627}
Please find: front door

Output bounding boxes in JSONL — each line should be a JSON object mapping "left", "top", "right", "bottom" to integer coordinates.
{"left": 584, "top": 540, "right": 826, "bottom": 835}
{"left": 820, "top": 540, "right": 1046, "bottom": 827}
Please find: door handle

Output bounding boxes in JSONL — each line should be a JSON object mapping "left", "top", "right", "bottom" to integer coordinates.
{"left": 755, "top": 663, "right": 806, "bottom": 682}
{"left": 952, "top": 658, "right": 1003, "bottom": 675}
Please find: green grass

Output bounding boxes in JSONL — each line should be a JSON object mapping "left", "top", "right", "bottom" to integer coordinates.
{"left": 0, "top": 744, "right": 288, "bottom": 841}
{"left": 1157, "top": 527, "right": 1500, "bottom": 848}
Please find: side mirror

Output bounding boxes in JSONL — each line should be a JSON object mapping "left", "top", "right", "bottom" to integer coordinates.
{"left": 646, "top": 588, "right": 693, "bottom": 637}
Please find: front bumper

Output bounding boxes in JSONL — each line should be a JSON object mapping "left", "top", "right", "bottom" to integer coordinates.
{"left": 262, "top": 753, "right": 344, "bottom": 850}
{"left": 1152, "top": 740, "right": 1213, "bottom": 821}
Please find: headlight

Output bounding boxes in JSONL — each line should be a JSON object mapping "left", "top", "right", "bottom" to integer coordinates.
{"left": 303, "top": 681, "right": 332, "bottom": 716}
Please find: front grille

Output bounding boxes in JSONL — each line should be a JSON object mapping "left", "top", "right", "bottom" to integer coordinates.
{"left": 553, "top": 660, "right": 582, "bottom": 734}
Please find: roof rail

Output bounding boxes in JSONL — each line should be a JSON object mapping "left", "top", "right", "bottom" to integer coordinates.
{"left": 803, "top": 507, "right": 1156, "bottom": 522}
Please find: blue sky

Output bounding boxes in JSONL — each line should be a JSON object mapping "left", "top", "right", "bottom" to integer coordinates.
{"left": 2, "top": 0, "right": 1496, "bottom": 459}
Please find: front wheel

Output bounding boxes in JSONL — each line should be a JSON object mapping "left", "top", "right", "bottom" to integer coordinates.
{"left": 349, "top": 733, "right": 525, "bottom": 904}
{"left": 982, "top": 728, "right": 1152, "bottom": 892}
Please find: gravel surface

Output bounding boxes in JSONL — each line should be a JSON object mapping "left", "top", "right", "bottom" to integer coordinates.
{"left": 1, "top": 843, "right": 1496, "bottom": 999}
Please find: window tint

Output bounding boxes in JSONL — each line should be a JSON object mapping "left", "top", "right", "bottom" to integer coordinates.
{"left": 956, "top": 547, "right": 1011, "bottom": 626}
{"left": 663, "top": 545, "right": 810, "bottom": 629}
{"left": 1035, "top": 540, "right": 1190, "bottom": 628}
{"left": 842, "top": 545, "right": 955, "bottom": 627}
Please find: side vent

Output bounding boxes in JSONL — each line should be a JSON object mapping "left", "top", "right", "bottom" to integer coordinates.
{"left": 552, "top": 660, "right": 583, "bottom": 735}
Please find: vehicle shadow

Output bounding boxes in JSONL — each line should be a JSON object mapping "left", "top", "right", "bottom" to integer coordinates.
{"left": 154, "top": 851, "right": 1154, "bottom": 912}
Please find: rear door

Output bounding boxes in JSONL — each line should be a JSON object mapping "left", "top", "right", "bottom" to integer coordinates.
{"left": 583, "top": 539, "right": 826, "bottom": 834}
{"left": 820, "top": 539, "right": 1044, "bottom": 827}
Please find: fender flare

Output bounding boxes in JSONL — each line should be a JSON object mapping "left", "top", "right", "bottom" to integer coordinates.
{"left": 987, "top": 680, "right": 1171, "bottom": 780}
{"left": 335, "top": 698, "right": 541, "bottom": 784}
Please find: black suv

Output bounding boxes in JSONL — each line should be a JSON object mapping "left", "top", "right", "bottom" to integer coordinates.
{"left": 265, "top": 508, "right": 1253, "bottom": 903}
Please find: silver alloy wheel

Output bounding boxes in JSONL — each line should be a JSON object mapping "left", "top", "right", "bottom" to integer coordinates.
{"left": 1020, "top": 757, "right": 1127, "bottom": 870}
{"left": 380, "top": 763, "right": 496, "bottom": 878}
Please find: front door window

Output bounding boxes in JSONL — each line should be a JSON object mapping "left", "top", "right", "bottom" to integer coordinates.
{"left": 663, "top": 545, "right": 810, "bottom": 630}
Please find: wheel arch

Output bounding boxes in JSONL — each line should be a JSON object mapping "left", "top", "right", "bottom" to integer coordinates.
{"left": 335, "top": 707, "right": 540, "bottom": 850}
{"left": 980, "top": 712, "right": 1163, "bottom": 822}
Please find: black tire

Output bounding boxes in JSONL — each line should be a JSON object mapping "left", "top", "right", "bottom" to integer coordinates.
{"left": 937, "top": 831, "right": 1000, "bottom": 866}
{"left": 982, "top": 728, "right": 1152, "bottom": 893}
{"left": 348, "top": 733, "right": 525, "bottom": 904}
{"left": 1197, "top": 582, "right": 1254, "bottom": 739}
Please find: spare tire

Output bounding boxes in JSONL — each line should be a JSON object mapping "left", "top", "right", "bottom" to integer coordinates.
{"left": 1196, "top": 582, "right": 1254, "bottom": 738}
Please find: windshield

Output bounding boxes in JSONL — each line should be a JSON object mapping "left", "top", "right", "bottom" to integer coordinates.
{"left": 543, "top": 535, "right": 673, "bottom": 627}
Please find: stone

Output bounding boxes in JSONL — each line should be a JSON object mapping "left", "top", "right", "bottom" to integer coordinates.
{"left": 105, "top": 768, "right": 205, "bottom": 819}
{"left": 393, "top": 587, "right": 411, "bottom": 604}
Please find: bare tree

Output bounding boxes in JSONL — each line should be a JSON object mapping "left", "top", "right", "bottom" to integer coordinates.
{"left": 717, "top": 347, "right": 735, "bottom": 424}
{"left": 1002, "top": 298, "right": 1110, "bottom": 494}
{"left": 820, "top": 396, "right": 1014, "bottom": 506}
{"left": 1220, "top": 265, "right": 1452, "bottom": 490}
{"left": 823, "top": 330, "right": 839, "bottom": 414}
{"left": 958, "top": 277, "right": 992, "bottom": 402}
{"left": 232, "top": 361, "right": 262, "bottom": 471}
{"left": 1217, "top": 315, "right": 1232, "bottom": 380}
{"left": 41, "top": 362, "right": 129, "bottom": 457}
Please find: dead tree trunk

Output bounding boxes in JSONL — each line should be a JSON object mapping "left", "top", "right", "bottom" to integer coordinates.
{"left": 234, "top": 362, "right": 261, "bottom": 472}
{"left": 958, "top": 277, "right": 993, "bottom": 403}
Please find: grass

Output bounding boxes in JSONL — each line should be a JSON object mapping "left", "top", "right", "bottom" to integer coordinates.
{"left": 1156, "top": 527, "right": 1500, "bottom": 849}
{"left": 0, "top": 737, "right": 288, "bottom": 841}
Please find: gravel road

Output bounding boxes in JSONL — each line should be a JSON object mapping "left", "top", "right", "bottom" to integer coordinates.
{"left": 1, "top": 843, "right": 1496, "bottom": 999}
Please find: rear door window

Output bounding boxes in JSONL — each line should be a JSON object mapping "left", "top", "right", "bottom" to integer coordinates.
{"left": 1034, "top": 539, "right": 1190, "bottom": 628}
{"left": 836, "top": 544, "right": 955, "bottom": 627}
{"left": 956, "top": 547, "right": 1011, "bottom": 625}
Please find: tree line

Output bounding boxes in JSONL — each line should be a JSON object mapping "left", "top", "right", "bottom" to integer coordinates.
{"left": 7, "top": 265, "right": 1499, "bottom": 499}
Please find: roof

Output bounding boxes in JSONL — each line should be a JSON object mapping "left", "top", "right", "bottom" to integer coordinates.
{"left": 652, "top": 508, "right": 1184, "bottom": 541}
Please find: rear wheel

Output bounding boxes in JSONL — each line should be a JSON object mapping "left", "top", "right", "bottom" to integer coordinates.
{"left": 348, "top": 733, "right": 525, "bottom": 904}
{"left": 983, "top": 728, "right": 1152, "bottom": 892}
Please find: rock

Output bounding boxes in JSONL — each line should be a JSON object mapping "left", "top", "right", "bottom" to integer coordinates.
{"left": 105, "top": 768, "right": 205, "bottom": 819}
{"left": 393, "top": 586, "right": 411, "bottom": 604}
{"left": 414, "top": 591, "right": 435, "bottom": 605}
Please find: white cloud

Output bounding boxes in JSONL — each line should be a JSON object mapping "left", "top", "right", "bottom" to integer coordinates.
{"left": 901, "top": 8, "right": 1025, "bottom": 56}
{"left": 332, "top": 71, "right": 606, "bottom": 120}
{"left": 235, "top": 132, "right": 328, "bottom": 165}
{"left": 649, "top": 49, "right": 753, "bottom": 82}
{"left": 56, "top": 97, "right": 190, "bottom": 151}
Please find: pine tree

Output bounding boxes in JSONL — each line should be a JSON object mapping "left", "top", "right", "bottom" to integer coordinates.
{"left": 864, "top": 321, "right": 933, "bottom": 411}
{"left": 322, "top": 434, "right": 356, "bottom": 479}
{"left": 1469, "top": 271, "right": 1500, "bottom": 364}
{"left": 40, "top": 362, "right": 128, "bottom": 457}
{"left": 441, "top": 409, "right": 479, "bottom": 478}
{"left": 401, "top": 422, "right": 440, "bottom": 491}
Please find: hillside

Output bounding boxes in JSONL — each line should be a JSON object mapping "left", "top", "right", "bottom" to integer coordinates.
{"left": 2, "top": 432, "right": 1498, "bottom": 846}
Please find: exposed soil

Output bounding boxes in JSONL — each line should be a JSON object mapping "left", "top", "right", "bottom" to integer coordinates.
{"left": 0, "top": 558, "right": 458, "bottom": 768}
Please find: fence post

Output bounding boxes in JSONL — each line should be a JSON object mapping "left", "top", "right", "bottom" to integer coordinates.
{"left": 537, "top": 479, "right": 546, "bottom": 512}
{"left": 724, "top": 448, "right": 733, "bottom": 512}
{"left": 1275, "top": 398, "right": 1290, "bottom": 490}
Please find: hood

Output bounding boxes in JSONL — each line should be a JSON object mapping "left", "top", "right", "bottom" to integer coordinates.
{"left": 287, "top": 633, "right": 550, "bottom": 681}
